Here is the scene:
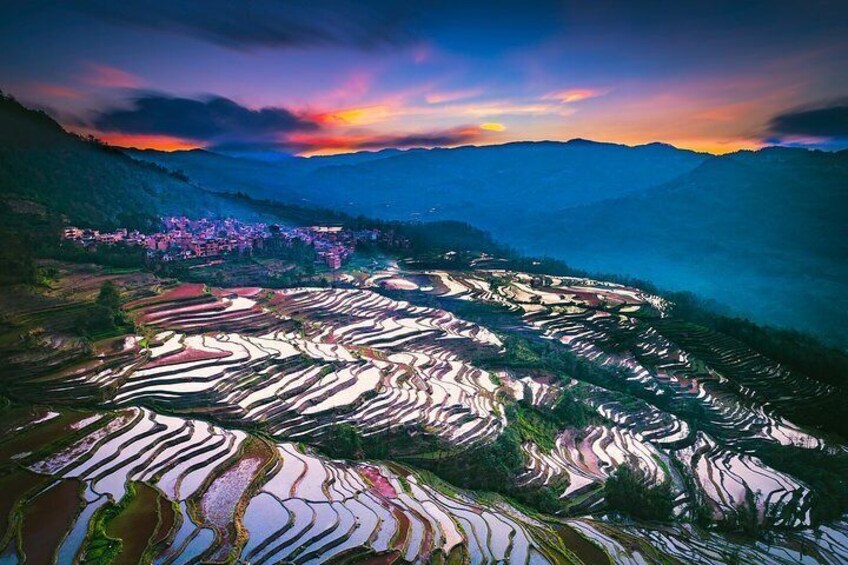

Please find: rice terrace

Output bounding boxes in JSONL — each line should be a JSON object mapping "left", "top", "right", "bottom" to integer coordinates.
{"left": 2, "top": 1, "right": 848, "bottom": 563}
{"left": 2, "top": 257, "right": 848, "bottom": 563}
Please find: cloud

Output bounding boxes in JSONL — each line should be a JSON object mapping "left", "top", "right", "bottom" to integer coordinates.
{"left": 767, "top": 100, "right": 848, "bottom": 138}
{"left": 91, "top": 93, "right": 319, "bottom": 144}
{"left": 72, "top": 0, "right": 416, "bottom": 51}
{"left": 286, "top": 125, "right": 488, "bottom": 153}
{"left": 542, "top": 88, "right": 609, "bottom": 103}
{"left": 80, "top": 63, "right": 142, "bottom": 88}
{"left": 310, "top": 105, "right": 394, "bottom": 127}
{"left": 425, "top": 88, "right": 483, "bottom": 104}
{"left": 462, "top": 102, "right": 573, "bottom": 118}
{"left": 87, "top": 92, "right": 495, "bottom": 154}
{"left": 29, "top": 83, "right": 83, "bottom": 99}
{"left": 480, "top": 122, "right": 505, "bottom": 131}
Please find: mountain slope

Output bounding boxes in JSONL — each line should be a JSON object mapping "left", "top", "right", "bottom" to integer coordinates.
{"left": 517, "top": 148, "right": 848, "bottom": 346}
{"left": 129, "top": 139, "right": 709, "bottom": 226}
{"left": 128, "top": 140, "right": 848, "bottom": 345}
{"left": 0, "top": 95, "right": 225, "bottom": 231}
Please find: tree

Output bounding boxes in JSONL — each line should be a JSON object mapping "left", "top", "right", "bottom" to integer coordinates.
{"left": 96, "top": 280, "right": 121, "bottom": 312}
{"left": 321, "top": 424, "right": 364, "bottom": 459}
{"left": 604, "top": 464, "right": 674, "bottom": 521}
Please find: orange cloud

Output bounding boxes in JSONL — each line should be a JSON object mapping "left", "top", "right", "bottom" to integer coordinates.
{"left": 543, "top": 88, "right": 608, "bottom": 103}
{"left": 310, "top": 105, "right": 394, "bottom": 126}
{"left": 94, "top": 132, "right": 200, "bottom": 151}
{"left": 288, "top": 125, "right": 488, "bottom": 155}
{"left": 80, "top": 63, "right": 142, "bottom": 89}
{"left": 480, "top": 122, "right": 505, "bottom": 131}
{"left": 30, "top": 83, "right": 83, "bottom": 99}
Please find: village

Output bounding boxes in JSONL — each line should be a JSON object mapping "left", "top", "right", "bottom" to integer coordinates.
{"left": 61, "top": 216, "right": 403, "bottom": 270}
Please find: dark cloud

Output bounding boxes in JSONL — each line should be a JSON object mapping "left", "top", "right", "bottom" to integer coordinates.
{"left": 285, "top": 126, "right": 486, "bottom": 153}
{"left": 92, "top": 94, "right": 318, "bottom": 143}
{"left": 72, "top": 0, "right": 417, "bottom": 50}
{"left": 355, "top": 129, "right": 484, "bottom": 150}
{"left": 67, "top": 0, "right": 576, "bottom": 53}
{"left": 768, "top": 100, "right": 848, "bottom": 138}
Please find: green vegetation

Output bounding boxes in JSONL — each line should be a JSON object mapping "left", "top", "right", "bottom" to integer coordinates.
{"left": 507, "top": 401, "right": 563, "bottom": 452}
{"left": 754, "top": 443, "right": 848, "bottom": 525}
{"left": 604, "top": 464, "right": 674, "bottom": 521}
{"left": 96, "top": 280, "right": 121, "bottom": 311}
{"left": 81, "top": 482, "right": 138, "bottom": 564}
{"left": 225, "top": 191, "right": 511, "bottom": 261}
{"left": 320, "top": 424, "right": 365, "bottom": 459}
{"left": 70, "top": 281, "right": 133, "bottom": 340}
{"left": 434, "top": 427, "right": 525, "bottom": 492}
{"left": 715, "top": 490, "right": 761, "bottom": 540}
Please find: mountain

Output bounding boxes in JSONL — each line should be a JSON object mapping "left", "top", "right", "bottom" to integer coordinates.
{"left": 0, "top": 95, "right": 261, "bottom": 236}
{"left": 516, "top": 147, "right": 848, "bottom": 347}
{"left": 130, "top": 140, "right": 848, "bottom": 347}
{"left": 128, "top": 139, "right": 708, "bottom": 225}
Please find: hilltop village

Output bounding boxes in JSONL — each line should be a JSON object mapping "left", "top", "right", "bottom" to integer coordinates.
{"left": 62, "top": 216, "right": 405, "bottom": 270}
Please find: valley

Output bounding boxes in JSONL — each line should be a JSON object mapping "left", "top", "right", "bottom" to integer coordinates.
{"left": 130, "top": 143, "right": 848, "bottom": 348}
{"left": 2, "top": 259, "right": 848, "bottom": 563}
{"left": 2, "top": 88, "right": 848, "bottom": 565}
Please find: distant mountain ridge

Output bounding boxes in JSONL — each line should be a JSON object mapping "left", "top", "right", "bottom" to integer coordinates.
{"left": 130, "top": 139, "right": 848, "bottom": 347}
{"left": 129, "top": 138, "right": 708, "bottom": 222}
{"left": 5, "top": 94, "right": 842, "bottom": 346}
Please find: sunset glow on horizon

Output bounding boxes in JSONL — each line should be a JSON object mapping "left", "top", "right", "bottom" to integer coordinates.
{"left": 2, "top": 1, "right": 846, "bottom": 156}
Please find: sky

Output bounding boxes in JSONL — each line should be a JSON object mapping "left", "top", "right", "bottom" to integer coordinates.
{"left": 1, "top": 0, "right": 847, "bottom": 155}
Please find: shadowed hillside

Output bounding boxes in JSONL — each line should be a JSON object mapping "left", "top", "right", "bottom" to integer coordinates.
{"left": 129, "top": 140, "right": 848, "bottom": 346}
{"left": 129, "top": 139, "right": 708, "bottom": 224}
{"left": 0, "top": 94, "right": 262, "bottom": 283}
{"left": 518, "top": 148, "right": 848, "bottom": 347}
{"left": 0, "top": 93, "right": 221, "bottom": 231}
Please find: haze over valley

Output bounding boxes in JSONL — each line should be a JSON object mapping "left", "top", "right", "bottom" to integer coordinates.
{"left": 131, "top": 141, "right": 848, "bottom": 347}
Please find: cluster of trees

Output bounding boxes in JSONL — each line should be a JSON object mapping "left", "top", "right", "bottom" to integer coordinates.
{"left": 320, "top": 424, "right": 364, "bottom": 460}
{"left": 507, "top": 393, "right": 593, "bottom": 452}
{"left": 71, "top": 281, "right": 132, "bottom": 340}
{"left": 755, "top": 443, "right": 848, "bottom": 525}
{"left": 48, "top": 242, "right": 148, "bottom": 270}
{"left": 604, "top": 464, "right": 674, "bottom": 521}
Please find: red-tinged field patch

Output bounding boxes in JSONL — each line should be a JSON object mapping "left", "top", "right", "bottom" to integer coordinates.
{"left": 125, "top": 283, "right": 208, "bottom": 309}
{"left": 136, "top": 300, "right": 224, "bottom": 325}
{"left": 0, "top": 468, "right": 46, "bottom": 540}
{"left": 150, "top": 495, "right": 178, "bottom": 547}
{"left": 20, "top": 479, "right": 83, "bottom": 565}
{"left": 197, "top": 441, "right": 273, "bottom": 561}
{"left": 143, "top": 346, "right": 232, "bottom": 369}
{"left": 0, "top": 409, "right": 95, "bottom": 463}
{"left": 388, "top": 505, "right": 412, "bottom": 553}
{"left": 359, "top": 465, "right": 398, "bottom": 498}
{"left": 228, "top": 287, "right": 264, "bottom": 298}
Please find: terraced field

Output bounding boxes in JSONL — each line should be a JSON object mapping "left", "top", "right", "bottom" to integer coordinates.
{"left": 67, "top": 285, "right": 509, "bottom": 448}
{"left": 1, "top": 407, "right": 579, "bottom": 564}
{"left": 3, "top": 404, "right": 848, "bottom": 564}
{"left": 3, "top": 264, "right": 848, "bottom": 563}
{"left": 364, "top": 269, "right": 848, "bottom": 529}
